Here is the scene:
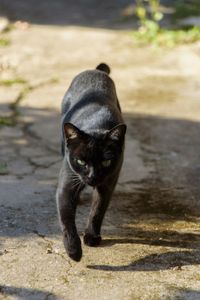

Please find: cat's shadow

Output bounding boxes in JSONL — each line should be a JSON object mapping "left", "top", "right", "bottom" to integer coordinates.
{"left": 86, "top": 228, "right": 200, "bottom": 272}
{"left": 87, "top": 250, "right": 200, "bottom": 272}
{"left": 0, "top": 285, "right": 58, "bottom": 300}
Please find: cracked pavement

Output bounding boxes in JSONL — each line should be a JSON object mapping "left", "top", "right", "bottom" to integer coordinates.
{"left": 0, "top": 1, "right": 200, "bottom": 299}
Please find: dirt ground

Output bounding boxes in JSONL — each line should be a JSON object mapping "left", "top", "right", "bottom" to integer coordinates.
{"left": 0, "top": 1, "right": 200, "bottom": 299}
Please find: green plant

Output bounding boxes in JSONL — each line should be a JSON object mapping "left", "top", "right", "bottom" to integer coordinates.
{"left": 134, "top": 0, "right": 200, "bottom": 46}
{"left": 135, "top": 0, "right": 163, "bottom": 37}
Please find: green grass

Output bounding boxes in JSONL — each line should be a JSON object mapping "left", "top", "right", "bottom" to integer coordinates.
{"left": 0, "top": 117, "right": 15, "bottom": 126}
{"left": 133, "top": 0, "right": 200, "bottom": 47}
{"left": 133, "top": 26, "right": 200, "bottom": 47}
{"left": 0, "top": 78, "right": 27, "bottom": 86}
{"left": 0, "top": 38, "right": 10, "bottom": 47}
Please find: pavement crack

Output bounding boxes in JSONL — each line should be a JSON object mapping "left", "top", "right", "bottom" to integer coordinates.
{"left": 22, "top": 123, "right": 58, "bottom": 155}
{"left": 9, "top": 78, "right": 60, "bottom": 126}
{"left": 28, "top": 157, "right": 61, "bottom": 169}
{"left": 32, "top": 230, "right": 70, "bottom": 264}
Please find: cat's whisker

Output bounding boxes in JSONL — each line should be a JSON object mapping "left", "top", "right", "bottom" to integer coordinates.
{"left": 71, "top": 180, "right": 80, "bottom": 189}
{"left": 70, "top": 173, "right": 84, "bottom": 192}
{"left": 70, "top": 173, "right": 84, "bottom": 187}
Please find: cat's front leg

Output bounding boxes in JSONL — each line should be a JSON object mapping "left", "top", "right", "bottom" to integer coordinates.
{"left": 56, "top": 165, "right": 84, "bottom": 261}
{"left": 84, "top": 175, "right": 118, "bottom": 247}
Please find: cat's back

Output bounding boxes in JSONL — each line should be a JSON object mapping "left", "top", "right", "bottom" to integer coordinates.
{"left": 61, "top": 65, "right": 124, "bottom": 135}
{"left": 68, "top": 69, "right": 115, "bottom": 97}
{"left": 61, "top": 68, "right": 118, "bottom": 115}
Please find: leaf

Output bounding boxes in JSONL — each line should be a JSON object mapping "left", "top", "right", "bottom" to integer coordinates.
{"left": 136, "top": 6, "right": 146, "bottom": 20}
{"left": 154, "top": 12, "right": 163, "bottom": 21}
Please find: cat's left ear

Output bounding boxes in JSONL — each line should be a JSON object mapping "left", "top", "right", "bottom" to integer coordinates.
{"left": 108, "top": 124, "right": 127, "bottom": 142}
{"left": 64, "top": 123, "right": 82, "bottom": 141}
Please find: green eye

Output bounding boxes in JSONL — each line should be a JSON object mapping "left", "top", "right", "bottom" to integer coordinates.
{"left": 77, "top": 159, "right": 86, "bottom": 166}
{"left": 102, "top": 159, "right": 111, "bottom": 167}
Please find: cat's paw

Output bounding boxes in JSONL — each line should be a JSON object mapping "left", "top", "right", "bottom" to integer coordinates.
{"left": 83, "top": 233, "right": 102, "bottom": 247}
{"left": 63, "top": 234, "right": 82, "bottom": 262}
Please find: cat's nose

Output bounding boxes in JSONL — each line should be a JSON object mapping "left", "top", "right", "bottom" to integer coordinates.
{"left": 87, "top": 167, "right": 97, "bottom": 186}
{"left": 87, "top": 174, "right": 96, "bottom": 186}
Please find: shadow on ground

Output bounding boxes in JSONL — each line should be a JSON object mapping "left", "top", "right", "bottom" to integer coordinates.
{"left": 87, "top": 250, "right": 200, "bottom": 271}
{"left": 0, "top": 285, "right": 58, "bottom": 300}
{"left": 0, "top": 0, "right": 135, "bottom": 29}
{"left": 172, "top": 288, "right": 200, "bottom": 300}
{"left": 1, "top": 104, "right": 200, "bottom": 272}
{"left": 100, "top": 228, "right": 200, "bottom": 250}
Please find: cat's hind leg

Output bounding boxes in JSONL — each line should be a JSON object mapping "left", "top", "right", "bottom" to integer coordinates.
{"left": 84, "top": 175, "right": 118, "bottom": 247}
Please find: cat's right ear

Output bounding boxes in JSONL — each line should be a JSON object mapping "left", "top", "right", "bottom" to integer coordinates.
{"left": 64, "top": 123, "right": 81, "bottom": 142}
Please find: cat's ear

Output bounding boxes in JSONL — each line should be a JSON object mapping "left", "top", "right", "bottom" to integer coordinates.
{"left": 108, "top": 124, "right": 127, "bottom": 142}
{"left": 64, "top": 123, "right": 82, "bottom": 141}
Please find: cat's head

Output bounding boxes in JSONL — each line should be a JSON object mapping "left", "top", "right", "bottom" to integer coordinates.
{"left": 64, "top": 123, "right": 126, "bottom": 187}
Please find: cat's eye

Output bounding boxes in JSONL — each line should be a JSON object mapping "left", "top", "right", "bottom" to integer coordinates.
{"left": 102, "top": 159, "right": 111, "bottom": 167}
{"left": 77, "top": 159, "right": 86, "bottom": 166}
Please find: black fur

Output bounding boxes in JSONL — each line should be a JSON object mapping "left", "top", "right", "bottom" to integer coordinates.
{"left": 56, "top": 63, "right": 126, "bottom": 261}
{"left": 96, "top": 63, "right": 110, "bottom": 74}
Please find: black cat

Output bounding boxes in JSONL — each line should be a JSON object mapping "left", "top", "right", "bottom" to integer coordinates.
{"left": 56, "top": 63, "right": 126, "bottom": 261}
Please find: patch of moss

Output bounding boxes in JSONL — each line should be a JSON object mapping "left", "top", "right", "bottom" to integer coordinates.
{"left": 0, "top": 162, "right": 8, "bottom": 175}
{"left": 0, "top": 117, "right": 15, "bottom": 126}
{"left": 50, "top": 77, "right": 59, "bottom": 84}
{"left": 0, "top": 78, "right": 27, "bottom": 86}
{"left": 0, "top": 38, "right": 10, "bottom": 46}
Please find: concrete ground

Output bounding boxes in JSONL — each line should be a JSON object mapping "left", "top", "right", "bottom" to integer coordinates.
{"left": 0, "top": 1, "right": 200, "bottom": 299}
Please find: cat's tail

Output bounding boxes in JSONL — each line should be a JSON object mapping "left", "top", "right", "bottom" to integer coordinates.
{"left": 96, "top": 63, "right": 110, "bottom": 75}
